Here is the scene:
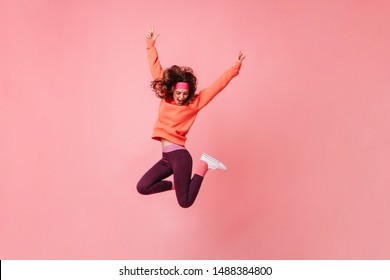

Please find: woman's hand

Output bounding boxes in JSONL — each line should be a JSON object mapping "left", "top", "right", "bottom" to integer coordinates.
{"left": 146, "top": 27, "right": 159, "bottom": 41}
{"left": 237, "top": 51, "right": 246, "bottom": 63}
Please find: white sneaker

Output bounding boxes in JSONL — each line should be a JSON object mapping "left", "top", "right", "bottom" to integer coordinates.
{"left": 200, "top": 153, "right": 228, "bottom": 171}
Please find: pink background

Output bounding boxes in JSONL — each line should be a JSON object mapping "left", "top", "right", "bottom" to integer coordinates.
{"left": 1, "top": 0, "right": 390, "bottom": 259}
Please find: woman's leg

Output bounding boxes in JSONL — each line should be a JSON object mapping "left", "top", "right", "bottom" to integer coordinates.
{"left": 136, "top": 158, "right": 173, "bottom": 195}
{"left": 165, "top": 149, "right": 204, "bottom": 208}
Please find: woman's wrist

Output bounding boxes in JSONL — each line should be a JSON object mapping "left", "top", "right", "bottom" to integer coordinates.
{"left": 146, "top": 38, "right": 155, "bottom": 48}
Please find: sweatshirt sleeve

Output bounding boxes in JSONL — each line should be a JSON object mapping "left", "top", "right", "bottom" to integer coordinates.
{"left": 146, "top": 39, "right": 163, "bottom": 80}
{"left": 196, "top": 61, "right": 241, "bottom": 109}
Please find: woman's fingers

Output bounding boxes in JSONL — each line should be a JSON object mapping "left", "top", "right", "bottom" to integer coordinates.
{"left": 237, "top": 51, "right": 246, "bottom": 62}
{"left": 146, "top": 27, "right": 159, "bottom": 40}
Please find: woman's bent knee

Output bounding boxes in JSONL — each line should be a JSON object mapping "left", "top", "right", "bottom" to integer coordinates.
{"left": 178, "top": 200, "right": 193, "bottom": 208}
{"left": 136, "top": 181, "right": 149, "bottom": 195}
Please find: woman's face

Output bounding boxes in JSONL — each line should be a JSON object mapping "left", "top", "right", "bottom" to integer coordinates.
{"left": 173, "top": 89, "right": 189, "bottom": 105}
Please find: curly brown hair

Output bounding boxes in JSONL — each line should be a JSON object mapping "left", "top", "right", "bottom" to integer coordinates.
{"left": 151, "top": 65, "right": 198, "bottom": 105}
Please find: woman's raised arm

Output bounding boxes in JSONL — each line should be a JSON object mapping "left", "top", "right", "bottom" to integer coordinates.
{"left": 146, "top": 27, "right": 163, "bottom": 80}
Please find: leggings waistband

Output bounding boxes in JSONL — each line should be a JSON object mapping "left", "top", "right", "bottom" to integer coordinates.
{"left": 162, "top": 143, "right": 186, "bottom": 153}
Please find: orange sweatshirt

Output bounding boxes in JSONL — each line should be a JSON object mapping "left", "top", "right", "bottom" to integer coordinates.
{"left": 146, "top": 39, "right": 241, "bottom": 146}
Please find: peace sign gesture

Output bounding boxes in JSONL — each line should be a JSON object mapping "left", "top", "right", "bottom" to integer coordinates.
{"left": 237, "top": 51, "right": 246, "bottom": 63}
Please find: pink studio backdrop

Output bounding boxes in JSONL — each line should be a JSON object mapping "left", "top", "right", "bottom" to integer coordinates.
{"left": 1, "top": 0, "right": 390, "bottom": 259}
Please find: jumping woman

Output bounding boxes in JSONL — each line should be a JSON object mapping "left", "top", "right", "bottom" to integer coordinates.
{"left": 137, "top": 27, "right": 245, "bottom": 208}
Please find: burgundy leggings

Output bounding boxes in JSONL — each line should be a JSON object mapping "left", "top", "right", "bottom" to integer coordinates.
{"left": 137, "top": 149, "right": 204, "bottom": 208}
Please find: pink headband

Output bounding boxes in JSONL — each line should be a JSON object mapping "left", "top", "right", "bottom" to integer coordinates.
{"left": 174, "top": 82, "right": 189, "bottom": 90}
